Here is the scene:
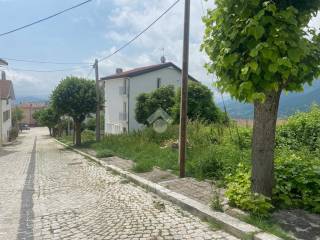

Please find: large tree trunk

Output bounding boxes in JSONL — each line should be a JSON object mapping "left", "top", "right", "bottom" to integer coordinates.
{"left": 75, "top": 121, "right": 81, "bottom": 146}
{"left": 251, "top": 90, "right": 281, "bottom": 197}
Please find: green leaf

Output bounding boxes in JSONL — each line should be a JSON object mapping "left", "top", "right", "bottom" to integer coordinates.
{"left": 250, "top": 48, "right": 259, "bottom": 57}
{"left": 249, "top": 61, "right": 259, "bottom": 72}
{"left": 241, "top": 66, "right": 249, "bottom": 75}
{"left": 288, "top": 48, "right": 301, "bottom": 62}
{"left": 268, "top": 63, "right": 278, "bottom": 73}
{"left": 251, "top": 92, "right": 266, "bottom": 102}
{"left": 239, "top": 81, "right": 253, "bottom": 93}
{"left": 253, "top": 25, "right": 265, "bottom": 40}
{"left": 261, "top": 48, "right": 275, "bottom": 60}
{"left": 224, "top": 54, "right": 239, "bottom": 66}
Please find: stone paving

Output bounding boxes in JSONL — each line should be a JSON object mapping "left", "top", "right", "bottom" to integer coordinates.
{"left": 0, "top": 128, "right": 238, "bottom": 240}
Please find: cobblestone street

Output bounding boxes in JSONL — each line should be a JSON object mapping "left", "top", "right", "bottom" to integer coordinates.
{"left": 0, "top": 128, "right": 238, "bottom": 240}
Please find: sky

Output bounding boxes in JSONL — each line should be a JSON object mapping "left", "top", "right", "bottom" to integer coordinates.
{"left": 0, "top": 0, "right": 319, "bottom": 101}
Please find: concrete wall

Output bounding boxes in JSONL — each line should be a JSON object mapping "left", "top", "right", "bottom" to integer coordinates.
{"left": 0, "top": 98, "right": 12, "bottom": 144}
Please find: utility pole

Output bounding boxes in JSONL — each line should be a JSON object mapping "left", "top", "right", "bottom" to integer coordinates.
{"left": 94, "top": 59, "right": 101, "bottom": 142}
{"left": 179, "top": 0, "right": 190, "bottom": 178}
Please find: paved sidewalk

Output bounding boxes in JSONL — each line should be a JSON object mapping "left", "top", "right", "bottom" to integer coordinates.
{"left": 0, "top": 128, "right": 238, "bottom": 240}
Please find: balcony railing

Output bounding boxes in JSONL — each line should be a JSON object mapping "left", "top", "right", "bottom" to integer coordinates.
{"left": 106, "top": 123, "right": 123, "bottom": 135}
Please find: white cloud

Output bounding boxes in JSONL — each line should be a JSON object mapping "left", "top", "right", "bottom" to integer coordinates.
{"left": 97, "top": 0, "right": 219, "bottom": 97}
{"left": 309, "top": 12, "right": 320, "bottom": 33}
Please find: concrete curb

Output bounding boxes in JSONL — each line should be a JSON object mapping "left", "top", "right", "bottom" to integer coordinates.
{"left": 55, "top": 139, "right": 282, "bottom": 240}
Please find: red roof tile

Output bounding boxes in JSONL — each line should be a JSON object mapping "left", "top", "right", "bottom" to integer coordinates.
{"left": 101, "top": 62, "right": 198, "bottom": 82}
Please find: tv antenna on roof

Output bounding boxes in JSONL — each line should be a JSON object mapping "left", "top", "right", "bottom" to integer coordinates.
{"left": 160, "top": 48, "right": 166, "bottom": 63}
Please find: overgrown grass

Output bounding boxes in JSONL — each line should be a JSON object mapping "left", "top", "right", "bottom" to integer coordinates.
{"left": 86, "top": 122, "right": 252, "bottom": 178}
{"left": 243, "top": 216, "right": 294, "bottom": 240}
{"left": 59, "top": 122, "right": 251, "bottom": 178}
{"left": 57, "top": 116, "right": 320, "bottom": 238}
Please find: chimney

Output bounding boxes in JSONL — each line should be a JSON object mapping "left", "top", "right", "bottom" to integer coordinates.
{"left": 1, "top": 71, "right": 6, "bottom": 80}
{"left": 116, "top": 68, "right": 123, "bottom": 74}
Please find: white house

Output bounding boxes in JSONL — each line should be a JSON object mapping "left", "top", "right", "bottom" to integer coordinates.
{"left": 100, "top": 61, "right": 198, "bottom": 134}
{"left": 0, "top": 75, "right": 15, "bottom": 144}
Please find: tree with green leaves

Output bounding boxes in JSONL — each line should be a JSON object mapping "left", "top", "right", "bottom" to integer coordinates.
{"left": 51, "top": 76, "right": 97, "bottom": 145}
{"left": 33, "top": 107, "right": 60, "bottom": 136}
{"left": 202, "top": 0, "right": 320, "bottom": 197}
{"left": 12, "top": 107, "right": 24, "bottom": 127}
{"left": 172, "top": 81, "right": 225, "bottom": 123}
{"left": 135, "top": 85, "right": 176, "bottom": 125}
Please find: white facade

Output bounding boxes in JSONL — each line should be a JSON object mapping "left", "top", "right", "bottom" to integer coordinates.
{"left": 0, "top": 98, "right": 12, "bottom": 144}
{"left": 102, "top": 63, "right": 196, "bottom": 134}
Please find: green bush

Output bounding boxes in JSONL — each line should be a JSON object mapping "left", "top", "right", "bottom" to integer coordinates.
{"left": 172, "top": 81, "right": 225, "bottom": 123}
{"left": 225, "top": 164, "right": 274, "bottom": 217}
{"left": 274, "top": 151, "right": 320, "bottom": 213}
{"left": 277, "top": 105, "right": 320, "bottom": 151}
{"left": 226, "top": 153, "right": 320, "bottom": 215}
{"left": 81, "top": 129, "right": 96, "bottom": 143}
{"left": 135, "top": 85, "right": 175, "bottom": 125}
{"left": 187, "top": 147, "right": 225, "bottom": 180}
{"left": 96, "top": 149, "right": 114, "bottom": 158}
{"left": 9, "top": 127, "right": 19, "bottom": 141}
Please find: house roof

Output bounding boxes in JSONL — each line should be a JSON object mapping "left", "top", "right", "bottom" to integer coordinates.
{"left": 19, "top": 103, "right": 47, "bottom": 109}
{"left": 0, "top": 80, "right": 15, "bottom": 100}
{"left": 100, "top": 62, "right": 198, "bottom": 82}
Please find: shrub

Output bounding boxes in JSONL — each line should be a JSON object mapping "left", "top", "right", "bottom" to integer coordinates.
{"left": 187, "top": 148, "right": 225, "bottom": 180}
{"left": 135, "top": 85, "right": 175, "bottom": 125}
{"left": 226, "top": 154, "right": 320, "bottom": 215}
{"left": 225, "top": 164, "right": 274, "bottom": 217}
{"left": 9, "top": 127, "right": 19, "bottom": 141}
{"left": 96, "top": 149, "right": 114, "bottom": 158}
{"left": 274, "top": 152, "right": 320, "bottom": 213}
{"left": 81, "top": 129, "right": 95, "bottom": 143}
{"left": 277, "top": 105, "right": 320, "bottom": 151}
{"left": 172, "top": 81, "right": 225, "bottom": 123}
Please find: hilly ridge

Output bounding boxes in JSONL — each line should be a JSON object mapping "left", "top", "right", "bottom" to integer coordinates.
{"left": 218, "top": 80, "right": 320, "bottom": 119}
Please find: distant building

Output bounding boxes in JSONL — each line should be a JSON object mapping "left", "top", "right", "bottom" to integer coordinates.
{"left": 100, "top": 61, "right": 198, "bottom": 134}
{"left": 19, "top": 103, "right": 47, "bottom": 126}
{"left": 0, "top": 75, "right": 15, "bottom": 144}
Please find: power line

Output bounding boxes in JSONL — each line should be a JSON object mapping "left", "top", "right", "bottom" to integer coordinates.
{"left": 9, "top": 66, "right": 90, "bottom": 73}
{"left": 1, "top": 57, "right": 90, "bottom": 65}
{"left": 98, "top": 0, "right": 181, "bottom": 62}
{"left": 2, "top": 0, "right": 179, "bottom": 72}
{"left": 0, "top": 0, "right": 94, "bottom": 38}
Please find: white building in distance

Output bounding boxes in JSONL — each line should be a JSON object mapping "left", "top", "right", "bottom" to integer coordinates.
{"left": 100, "top": 62, "right": 197, "bottom": 134}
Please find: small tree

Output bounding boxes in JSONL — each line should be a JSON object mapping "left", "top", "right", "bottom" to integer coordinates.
{"left": 172, "top": 81, "right": 224, "bottom": 123}
{"left": 135, "top": 85, "right": 175, "bottom": 125}
{"left": 12, "top": 107, "right": 24, "bottom": 127}
{"left": 51, "top": 76, "right": 97, "bottom": 145}
{"left": 33, "top": 107, "right": 60, "bottom": 136}
{"left": 202, "top": 0, "right": 320, "bottom": 197}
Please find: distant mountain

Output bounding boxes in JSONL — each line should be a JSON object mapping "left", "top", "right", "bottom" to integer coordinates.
{"left": 218, "top": 81, "right": 320, "bottom": 119}
{"left": 15, "top": 96, "right": 48, "bottom": 104}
